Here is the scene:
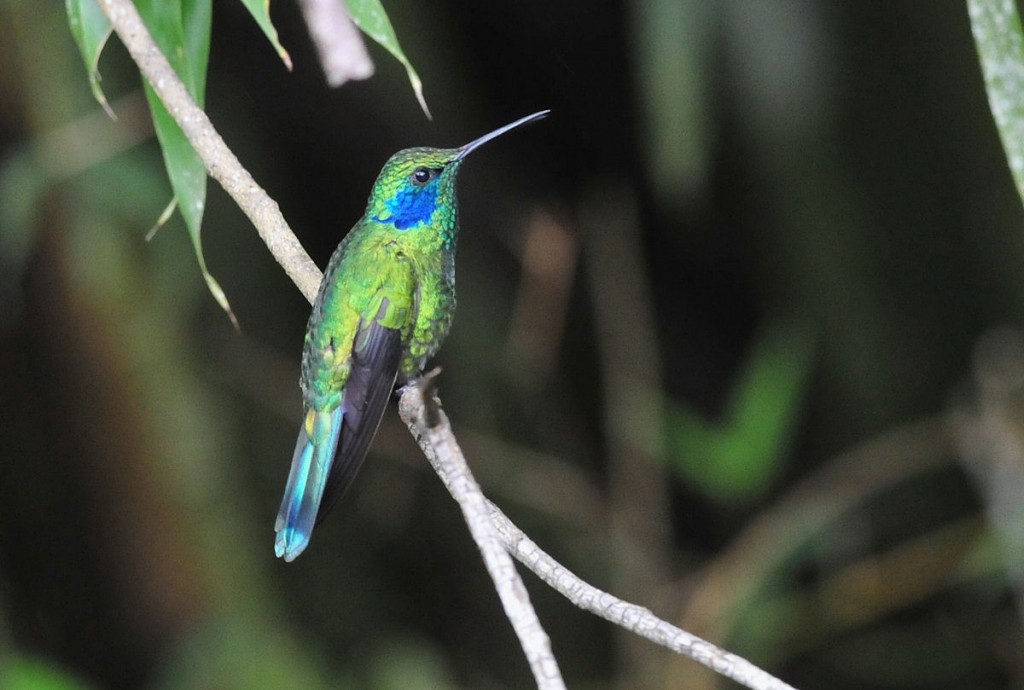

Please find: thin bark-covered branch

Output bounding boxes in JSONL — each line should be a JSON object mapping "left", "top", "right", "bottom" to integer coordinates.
{"left": 398, "top": 375, "right": 566, "bottom": 690}
{"left": 488, "top": 499, "right": 797, "bottom": 690}
{"left": 398, "top": 382, "right": 797, "bottom": 690}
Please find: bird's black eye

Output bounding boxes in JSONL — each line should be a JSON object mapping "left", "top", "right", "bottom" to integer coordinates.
{"left": 411, "top": 167, "right": 434, "bottom": 185}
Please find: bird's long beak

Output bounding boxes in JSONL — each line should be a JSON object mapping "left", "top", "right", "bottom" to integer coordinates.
{"left": 456, "top": 110, "right": 550, "bottom": 160}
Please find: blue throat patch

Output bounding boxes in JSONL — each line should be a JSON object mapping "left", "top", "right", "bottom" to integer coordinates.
{"left": 377, "top": 183, "right": 438, "bottom": 230}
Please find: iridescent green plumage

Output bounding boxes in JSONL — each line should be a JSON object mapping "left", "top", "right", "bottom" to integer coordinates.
{"left": 275, "top": 111, "right": 549, "bottom": 561}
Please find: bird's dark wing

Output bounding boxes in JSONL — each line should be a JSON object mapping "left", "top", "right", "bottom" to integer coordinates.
{"left": 315, "top": 301, "right": 403, "bottom": 524}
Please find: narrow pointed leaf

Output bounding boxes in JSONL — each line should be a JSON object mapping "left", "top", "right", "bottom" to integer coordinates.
{"left": 65, "top": 0, "right": 115, "bottom": 118}
{"left": 143, "top": 85, "right": 205, "bottom": 231}
{"left": 968, "top": 0, "right": 1024, "bottom": 211}
{"left": 132, "top": 0, "right": 237, "bottom": 324}
{"left": 237, "top": 0, "right": 293, "bottom": 69}
{"left": 345, "top": 0, "right": 431, "bottom": 118}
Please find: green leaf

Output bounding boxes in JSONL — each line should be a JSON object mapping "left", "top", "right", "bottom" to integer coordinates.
{"left": 237, "top": 0, "right": 293, "bottom": 69}
{"left": 968, "top": 0, "right": 1024, "bottom": 212}
{"left": 667, "top": 320, "right": 816, "bottom": 501}
{"left": 345, "top": 0, "right": 431, "bottom": 118}
{"left": 65, "top": 0, "right": 115, "bottom": 118}
{"left": 135, "top": 0, "right": 210, "bottom": 103}
{"left": 6, "top": 655, "right": 96, "bottom": 690}
{"left": 133, "top": 0, "right": 237, "bottom": 325}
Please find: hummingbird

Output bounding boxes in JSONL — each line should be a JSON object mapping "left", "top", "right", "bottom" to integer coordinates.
{"left": 275, "top": 110, "right": 550, "bottom": 561}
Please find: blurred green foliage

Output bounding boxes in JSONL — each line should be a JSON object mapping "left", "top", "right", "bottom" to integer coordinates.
{"left": 4, "top": 656, "right": 95, "bottom": 690}
{"left": 669, "top": 320, "right": 815, "bottom": 500}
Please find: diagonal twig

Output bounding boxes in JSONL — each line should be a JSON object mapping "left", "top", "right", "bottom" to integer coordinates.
{"left": 486, "top": 498, "right": 797, "bottom": 690}
{"left": 399, "top": 375, "right": 566, "bottom": 689}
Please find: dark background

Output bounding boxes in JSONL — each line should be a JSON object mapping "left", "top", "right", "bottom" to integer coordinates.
{"left": 2, "top": 1, "right": 1023, "bottom": 688}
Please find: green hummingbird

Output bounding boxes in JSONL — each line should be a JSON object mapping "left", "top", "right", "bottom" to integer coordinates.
{"left": 275, "top": 110, "right": 550, "bottom": 561}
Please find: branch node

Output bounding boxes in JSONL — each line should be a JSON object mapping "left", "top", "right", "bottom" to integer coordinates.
{"left": 414, "top": 366, "right": 443, "bottom": 428}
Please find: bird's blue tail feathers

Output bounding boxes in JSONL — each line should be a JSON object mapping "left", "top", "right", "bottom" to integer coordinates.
{"left": 274, "top": 406, "right": 343, "bottom": 561}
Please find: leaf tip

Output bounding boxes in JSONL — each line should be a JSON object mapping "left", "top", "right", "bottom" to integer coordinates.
{"left": 99, "top": 94, "right": 118, "bottom": 121}
{"left": 204, "top": 273, "right": 241, "bottom": 331}
{"left": 414, "top": 85, "right": 432, "bottom": 120}
{"left": 147, "top": 198, "right": 178, "bottom": 241}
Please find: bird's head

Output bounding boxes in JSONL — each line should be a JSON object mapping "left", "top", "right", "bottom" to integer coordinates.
{"left": 365, "top": 110, "right": 550, "bottom": 240}
{"left": 367, "top": 147, "right": 462, "bottom": 234}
